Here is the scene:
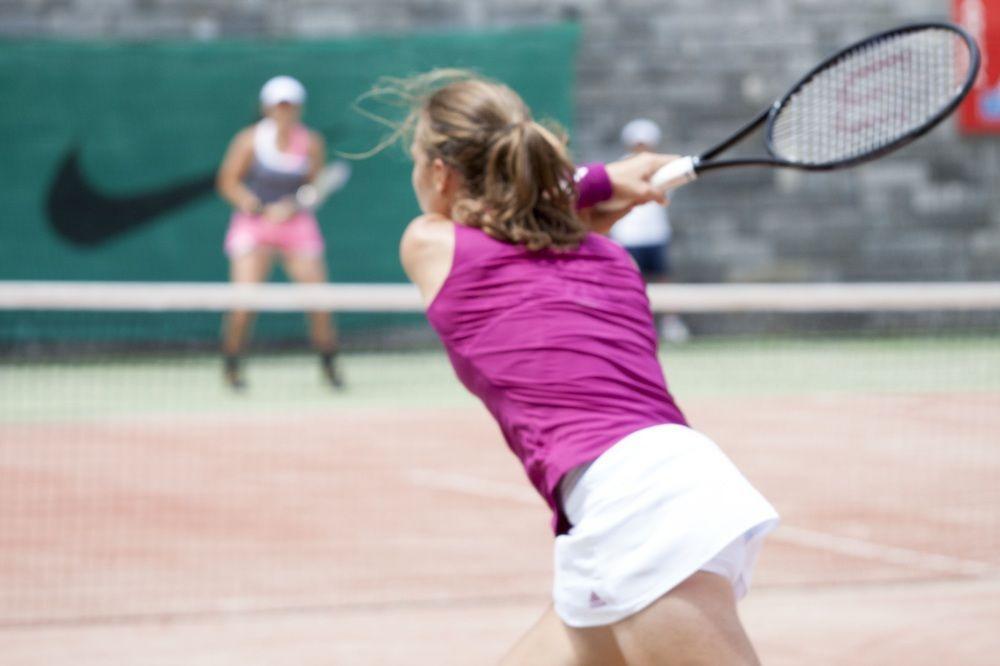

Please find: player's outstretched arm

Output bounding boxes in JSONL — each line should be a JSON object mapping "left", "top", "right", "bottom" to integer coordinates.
{"left": 216, "top": 128, "right": 261, "bottom": 214}
{"left": 577, "top": 153, "right": 678, "bottom": 234}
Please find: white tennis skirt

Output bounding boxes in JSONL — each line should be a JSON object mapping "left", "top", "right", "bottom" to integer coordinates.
{"left": 553, "top": 424, "right": 779, "bottom": 627}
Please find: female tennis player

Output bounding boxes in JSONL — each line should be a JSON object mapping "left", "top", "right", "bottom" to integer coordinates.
{"left": 216, "top": 75, "right": 342, "bottom": 390}
{"left": 376, "top": 69, "right": 779, "bottom": 665}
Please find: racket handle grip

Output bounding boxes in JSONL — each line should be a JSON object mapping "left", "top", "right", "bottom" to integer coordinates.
{"left": 651, "top": 156, "right": 698, "bottom": 192}
{"left": 296, "top": 184, "right": 319, "bottom": 210}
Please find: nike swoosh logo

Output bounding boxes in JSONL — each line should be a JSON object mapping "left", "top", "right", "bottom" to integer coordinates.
{"left": 46, "top": 147, "right": 217, "bottom": 246}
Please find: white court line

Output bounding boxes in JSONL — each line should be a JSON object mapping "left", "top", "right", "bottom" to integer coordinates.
{"left": 405, "top": 469, "right": 997, "bottom": 579}
{"left": 772, "top": 525, "right": 995, "bottom": 577}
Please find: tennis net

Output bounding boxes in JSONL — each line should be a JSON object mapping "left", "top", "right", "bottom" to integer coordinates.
{"left": 1, "top": 280, "right": 998, "bottom": 625}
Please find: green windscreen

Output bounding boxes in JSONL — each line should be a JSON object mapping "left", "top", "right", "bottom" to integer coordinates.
{"left": 0, "top": 24, "right": 579, "bottom": 284}
{"left": 0, "top": 24, "right": 579, "bottom": 346}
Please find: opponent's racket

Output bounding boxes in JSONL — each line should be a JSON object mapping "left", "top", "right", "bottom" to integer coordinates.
{"left": 650, "top": 22, "right": 980, "bottom": 193}
{"left": 296, "top": 160, "right": 352, "bottom": 209}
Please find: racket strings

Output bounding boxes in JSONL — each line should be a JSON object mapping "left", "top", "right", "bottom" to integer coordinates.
{"left": 771, "top": 28, "right": 971, "bottom": 166}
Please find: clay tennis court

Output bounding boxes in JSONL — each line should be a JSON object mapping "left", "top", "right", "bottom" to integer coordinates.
{"left": 2, "top": 342, "right": 998, "bottom": 664}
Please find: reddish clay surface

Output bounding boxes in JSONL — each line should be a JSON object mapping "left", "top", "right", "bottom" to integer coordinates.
{"left": 1, "top": 393, "right": 997, "bottom": 664}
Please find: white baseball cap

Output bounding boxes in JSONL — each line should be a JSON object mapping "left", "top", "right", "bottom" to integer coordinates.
{"left": 260, "top": 75, "right": 306, "bottom": 107}
{"left": 621, "top": 118, "right": 662, "bottom": 148}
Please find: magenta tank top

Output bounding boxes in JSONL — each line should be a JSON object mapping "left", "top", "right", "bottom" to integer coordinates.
{"left": 426, "top": 224, "right": 688, "bottom": 533}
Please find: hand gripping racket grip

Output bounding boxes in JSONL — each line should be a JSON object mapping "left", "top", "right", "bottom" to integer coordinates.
{"left": 296, "top": 161, "right": 352, "bottom": 210}
{"left": 651, "top": 156, "right": 698, "bottom": 193}
{"left": 296, "top": 184, "right": 319, "bottom": 209}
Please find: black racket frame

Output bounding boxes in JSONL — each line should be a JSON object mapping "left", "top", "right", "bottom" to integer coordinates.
{"left": 692, "top": 22, "right": 981, "bottom": 175}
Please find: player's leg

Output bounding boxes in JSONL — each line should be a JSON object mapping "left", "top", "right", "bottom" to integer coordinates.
{"left": 610, "top": 571, "right": 759, "bottom": 666}
{"left": 499, "top": 605, "right": 626, "bottom": 666}
{"left": 281, "top": 252, "right": 343, "bottom": 387}
{"left": 222, "top": 247, "right": 273, "bottom": 389}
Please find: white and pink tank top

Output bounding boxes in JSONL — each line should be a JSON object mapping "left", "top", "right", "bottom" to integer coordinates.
{"left": 243, "top": 119, "right": 311, "bottom": 204}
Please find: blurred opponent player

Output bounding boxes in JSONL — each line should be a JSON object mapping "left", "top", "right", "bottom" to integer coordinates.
{"left": 216, "top": 75, "right": 342, "bottom": 390}
{"left": 378, "top": 70, "right": 778, "bottom": 665}
{"left": 611, "top": 118, "right": 690, "bottom": 343}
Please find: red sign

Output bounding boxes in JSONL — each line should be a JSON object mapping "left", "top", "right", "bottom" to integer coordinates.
{"left": 955, "top": 0, "right": 1000, "bottom": 133}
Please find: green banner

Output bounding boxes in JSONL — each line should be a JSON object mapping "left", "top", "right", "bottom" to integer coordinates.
{"left": 0, "top": 24, "right": 580, "bottom": 285}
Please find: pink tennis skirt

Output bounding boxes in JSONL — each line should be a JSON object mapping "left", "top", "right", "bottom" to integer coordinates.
{"left": 224, "top": 211, "right": 325, "bottom": 258}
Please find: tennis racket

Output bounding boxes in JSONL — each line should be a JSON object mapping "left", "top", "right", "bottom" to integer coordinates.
{"left": 296, "top": 159, "right": 352, "bottom": 209}
{"left": 649, "top": 22, "right": 980, "bottom": 193}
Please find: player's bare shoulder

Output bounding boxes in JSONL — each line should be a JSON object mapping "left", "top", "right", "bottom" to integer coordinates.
{"left": 401, "top": 214, "right": 455, "bottom": 270}
{"left": 233, "top": 126, "right": 256, "bottom": 147}
{"left": 400, "top": 214, "right": 456, "bottom": 306}
{"left": 307, "top": 128, "right": 325, "bottom": 142}
{"left": 307, "top": 129, "right": 327, "bottom": 152}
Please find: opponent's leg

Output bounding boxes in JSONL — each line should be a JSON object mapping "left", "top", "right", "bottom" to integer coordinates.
{"left": 499, "top": 605, "right": 626, "bottom": 666}
{"left": 222, "top": 247, "right": 273, "bottom": 389}
{"left": 281, "top": 253, "right": 343, "bottom": 387}
{"left": 611, "top": 571, "right": 759, "bottom": 666}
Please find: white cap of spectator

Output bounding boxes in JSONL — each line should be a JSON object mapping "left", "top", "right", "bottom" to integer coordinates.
{"left": 621, "top": 118, "right": 662, "bottom": 150}
{"left": 260, "top": 75, "right": 307, "bottom": 108}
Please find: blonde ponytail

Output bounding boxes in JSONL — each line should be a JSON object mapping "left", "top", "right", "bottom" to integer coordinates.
{"left": 359, "top": 69, "right": 587, "bottom": 250}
